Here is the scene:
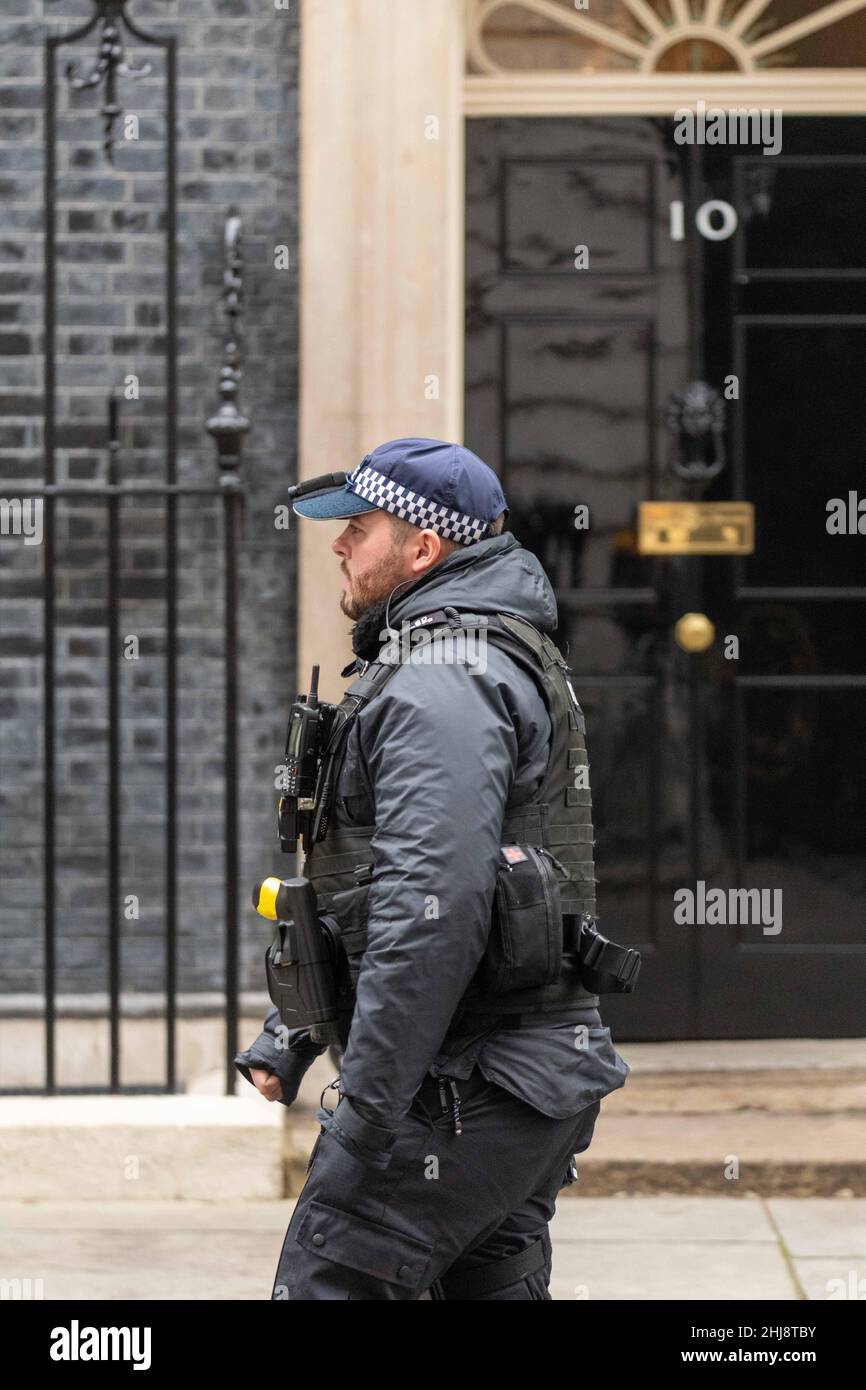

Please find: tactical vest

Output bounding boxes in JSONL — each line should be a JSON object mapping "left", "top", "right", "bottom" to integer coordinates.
{"left": 301, "top": 610, "right": 600, "bottom": 1051}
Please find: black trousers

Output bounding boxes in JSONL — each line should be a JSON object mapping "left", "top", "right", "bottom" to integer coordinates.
{"left": 271, "top": 1065, "right": 601, "bottom": 1300}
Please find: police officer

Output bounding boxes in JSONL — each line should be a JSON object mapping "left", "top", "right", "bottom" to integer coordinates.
{"left": 235, "top": 437, "right": 631, "bottom": 1300}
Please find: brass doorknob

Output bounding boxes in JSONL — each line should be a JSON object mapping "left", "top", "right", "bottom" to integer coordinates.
{"left": 674, "top": 612, "right": 715, "bottom": 652}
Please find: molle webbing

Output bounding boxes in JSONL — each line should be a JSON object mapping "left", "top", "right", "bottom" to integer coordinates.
{"left": 485, "top": 613, "right": 598, "bottom": 920}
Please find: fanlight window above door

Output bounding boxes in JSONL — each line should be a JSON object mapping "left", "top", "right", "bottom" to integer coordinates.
{"left": 466, "top": 0, "right": 866, "bottom": 74}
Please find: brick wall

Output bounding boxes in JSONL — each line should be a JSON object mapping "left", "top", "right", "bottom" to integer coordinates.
{"left": 0, "top": 0, "right": 300, "bottom": 1007}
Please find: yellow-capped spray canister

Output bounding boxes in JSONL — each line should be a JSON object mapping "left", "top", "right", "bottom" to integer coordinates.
{"left": 252, "top": 876, "right": 283, "bottom": 922}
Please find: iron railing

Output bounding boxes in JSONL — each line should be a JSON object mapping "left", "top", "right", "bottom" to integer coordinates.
{"left": 0, "top": 2, "right": 247, "bottom": 1095}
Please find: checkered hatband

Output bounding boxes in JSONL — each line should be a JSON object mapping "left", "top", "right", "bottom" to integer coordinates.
{"left": 344, "top": 463, "right": 490, "bottom": 545}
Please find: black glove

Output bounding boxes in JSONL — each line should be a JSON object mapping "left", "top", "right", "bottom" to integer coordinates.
{"left": 234, "top": 1005, "right": 328, "bottom": 1107}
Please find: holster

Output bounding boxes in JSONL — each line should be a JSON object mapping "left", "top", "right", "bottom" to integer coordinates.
{"left": 264, "top": 911, "right": 344, "bottom": 1042}
{"left": 566, "top": 913, "right": 641, "bottom": 994}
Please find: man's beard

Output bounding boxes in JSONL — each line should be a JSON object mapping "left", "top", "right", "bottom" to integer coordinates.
{"left": 349, "top": 596, "right": 390, "bottom": 660}
{"left": 339, "top": 548, "right": 405, "bottom": 622}
{"left": 340, "top": 548, "right": 412, "bottom": 660}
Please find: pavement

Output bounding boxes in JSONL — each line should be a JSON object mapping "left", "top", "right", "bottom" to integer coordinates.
{"left": 1, "top": 1195, "right": 864, "bottom": 1300}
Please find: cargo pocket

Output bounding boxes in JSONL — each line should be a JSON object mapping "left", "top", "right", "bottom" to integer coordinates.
{"left": 295, "top": 1199, "right": 435, "bottom": 1296}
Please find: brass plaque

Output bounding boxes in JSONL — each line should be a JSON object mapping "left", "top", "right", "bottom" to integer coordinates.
{"left": 638, "top": 501, "right": 754, "bottom": 555}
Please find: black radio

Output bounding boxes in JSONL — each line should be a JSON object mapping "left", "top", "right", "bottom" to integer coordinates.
{"left": 278, "top": 665, "right": 340, "bottom": 854}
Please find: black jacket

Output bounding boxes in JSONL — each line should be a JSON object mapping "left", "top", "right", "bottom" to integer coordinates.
{"left": 235, "top": 534, "right": 629, "bottom": 1158}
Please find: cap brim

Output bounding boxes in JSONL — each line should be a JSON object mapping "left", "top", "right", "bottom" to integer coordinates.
{"left": 292, "top": 488, "right": 379, "bottom": 520}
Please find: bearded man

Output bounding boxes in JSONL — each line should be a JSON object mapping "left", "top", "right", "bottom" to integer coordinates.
{"left": 235, "top": 436, "right": 631, "bottom": 1300}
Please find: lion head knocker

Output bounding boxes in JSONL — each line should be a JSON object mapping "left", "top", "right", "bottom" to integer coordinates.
{"left": 666, "top": 381, "right": 726, "bottom": 482}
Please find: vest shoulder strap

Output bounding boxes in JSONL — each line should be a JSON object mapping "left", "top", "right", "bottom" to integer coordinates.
{"left": 337, "top": 608, "right": 556, "bottom": 710}
{"left": 329, "top": 610, "right": 567, "bottom": 758}
{"left": 343, "top": 659, "right": 398, "bottom": 703}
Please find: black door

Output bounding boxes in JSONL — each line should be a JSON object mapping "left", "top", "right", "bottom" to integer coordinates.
{"left": 465, "top": 115, "right": 866, "bottom": 1039}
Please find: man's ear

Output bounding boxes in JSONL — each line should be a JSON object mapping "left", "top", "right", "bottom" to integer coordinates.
{"left": 408, "top": 528, "right": 445, "bottom": 573}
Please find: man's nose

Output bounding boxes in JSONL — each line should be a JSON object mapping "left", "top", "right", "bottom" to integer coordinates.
{"left": 332, "top": 531, "right": 348, "bottom": 556}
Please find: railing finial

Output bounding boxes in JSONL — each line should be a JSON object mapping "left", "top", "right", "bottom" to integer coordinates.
{"left": 207, "top": 208, "right": 250, "bottom": 484}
